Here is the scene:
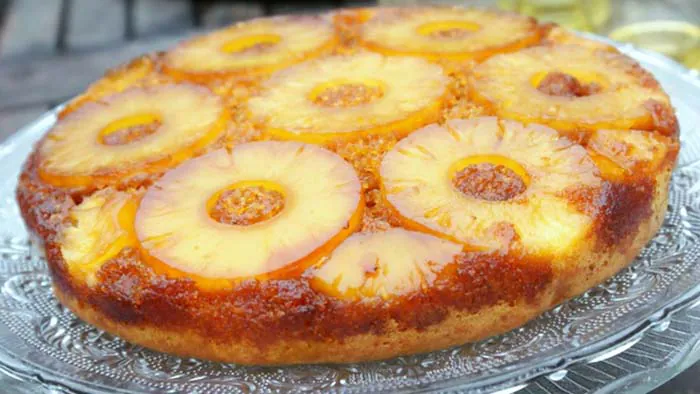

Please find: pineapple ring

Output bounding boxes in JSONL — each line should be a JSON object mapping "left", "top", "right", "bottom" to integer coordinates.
{"left": 312, "top": 228, "right": 462, "bottom": 300}
{"left": 135, "top": 142, "right": 363, "bottom": 281}
{"left": 380, "top": 117, "right": 601, "bottom": 253}
{"left": 588, "top": 129, "right": 673, "bottom": 180}
{"left": 360, "top": 7, "right": 541, "bottom": 60}
{"left": 61, "top": 189, "right": 139, "bottom": 287}
{"left": 469, "top": 45, "right": 671, "bottom": 135}
{"left": 163, "top": 15, "right": 336, "bottom": 80}
{"left": 248, "top": 52, "right": 448, "bottom": 143}
{"left": 38, "top": 84, "right": 228, "bottom": 188}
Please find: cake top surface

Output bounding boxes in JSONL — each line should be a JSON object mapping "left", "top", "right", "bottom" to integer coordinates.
{"left": 21, "top": 6, "right": 678, "bottom": 305}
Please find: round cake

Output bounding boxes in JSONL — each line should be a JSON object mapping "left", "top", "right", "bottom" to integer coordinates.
{"left": 17, "top": 7, "right": 679, "bottom": 365}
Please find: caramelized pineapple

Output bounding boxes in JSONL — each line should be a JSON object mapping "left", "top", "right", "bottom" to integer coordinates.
{"left": 380, "top": 117, "right": 600, "bottom": 253}
{"left": 360, "top": 7, "right": 542, "bottom": 61}
{"left": 163, "top": 15, "right": 336, "bottom": 81}
{"left": 61, "top": 189, "right": 139, "bottom": 286}
{"left": 588, "top": 129, "right": 674, "bottom": 180}
{"left": 247, "top": 52, "right": 448, "bottom": 143}
{"left": 38, "top": 84, "right": 228, "bottom": 188}
{"left": 312, "top": 228, "right": 462, "bottom": 300}
{"left": 469, "top": 45, "right": 673, "bottom": 139}
{"left": 60, "top": 55, "right": 165, "bottom": 118}
{"left": 543, "top": 25, "right": 617, "bottom": 52}
{"left": 135, "top": 142, "right": 363, "bottom": 281}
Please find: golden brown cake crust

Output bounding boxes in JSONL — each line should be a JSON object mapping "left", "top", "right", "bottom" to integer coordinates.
{"left": 16, "top": 7, "right": 680, "bottom": 365}
{"left": 35, "top": 167, "right": 671, "bottom": 364}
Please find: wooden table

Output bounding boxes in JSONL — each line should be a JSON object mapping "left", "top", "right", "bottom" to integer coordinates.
{"left": 0, "top": 1, "right": 697, "bottom": 393}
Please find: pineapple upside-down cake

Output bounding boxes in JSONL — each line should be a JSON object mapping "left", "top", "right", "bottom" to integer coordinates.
{"left": 17, "top": 7, "right": 679, "bottom": 364}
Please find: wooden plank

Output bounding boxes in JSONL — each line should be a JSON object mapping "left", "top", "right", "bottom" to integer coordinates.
{"left": 0, "top": 0, "right": 62, "bottom": 60}
{"left": 198, "top": 1, "right": 263, "bottom": 28}
{"left": 0, "top": 33, "right": 192, "bottom": 110}
{"left": 67, "top": 0, "right": 126, "bottom": 50}
{"left": 134, "top": 0, "right": 192, "bottom": 37}
{"left": 0, "top": 104, "right": 47, "bottom": 142}
{"left": 342, "top": 0, "right": 376, "bottom": 6}
{"left": 269, "top": 0, "right": 341, "bottom": 15}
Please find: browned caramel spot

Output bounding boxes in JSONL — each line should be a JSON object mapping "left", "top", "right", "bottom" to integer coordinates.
{"left": 595, "top": 180, "right": 654, "bottom": 249}
{"left": 453, "top": 163, "right": 526, "bottom": 201}
{"left": 210, "top": 186, "right": 284, "bottom": 226}
{"left": 537, "top": 72, "right": 602, "bottom": 97}
{"left": 101, "top": 121, "right": 160, "bottom": 146}
{"left": 312, "top": 84, "right": 383, "bottom": 107}
{"left": 644, "top": 99, "right": 679, "bottom": 136}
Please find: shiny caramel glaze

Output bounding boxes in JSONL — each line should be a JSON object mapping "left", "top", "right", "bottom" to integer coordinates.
{"left": 46, "top": 241, "right": 552, "bottom": 345}
{"left": 16, "top": 6, "right": 680, "bottom": 363}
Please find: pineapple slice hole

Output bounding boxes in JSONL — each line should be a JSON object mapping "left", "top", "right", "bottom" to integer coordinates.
{"left": 98, "top": 113, "right": 161, "bottom": 146}
{"left": 207, "top": 180, "right": 286, "bottom": 226}
{"left": 416, "top": 20, "right": 481, "bottom": 38}
{"left": 531, "top": 70, "right": 609, "bottom": 97}
{"left": 308, "top": 79, "right": 385, "bottom": 108}
{"left": 449, "top": 155, "right": 530, "bottom": 202}
{"left": 221, "top": 34, "right": 281, "bottom": 54}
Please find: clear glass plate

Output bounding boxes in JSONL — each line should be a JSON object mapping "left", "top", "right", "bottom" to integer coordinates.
{"left": 0, "top": 40, "right": 700, "bottom": 393}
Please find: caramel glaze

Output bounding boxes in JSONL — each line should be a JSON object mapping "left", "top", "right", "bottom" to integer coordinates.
{"left": 47, "top": 244, "right": 552, "bottom": 345}
{"left": 624, "top": 57, "right": 679, "bottom": 138}
{"left": 17, "top": 152, "right": 74, "bottom": 237}
{"left": 595, "top": 180, "right": 655, "bottom": 249}
{"left": 17, "top": 136, "right": 679, "bottom": 345}
{"left": 16, "top": 8, "right": 680, "bottom": 347}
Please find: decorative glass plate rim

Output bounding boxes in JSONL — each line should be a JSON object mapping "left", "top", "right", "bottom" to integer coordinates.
{"left": 0, "top": 36, "right": 699, "bottom": 394}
